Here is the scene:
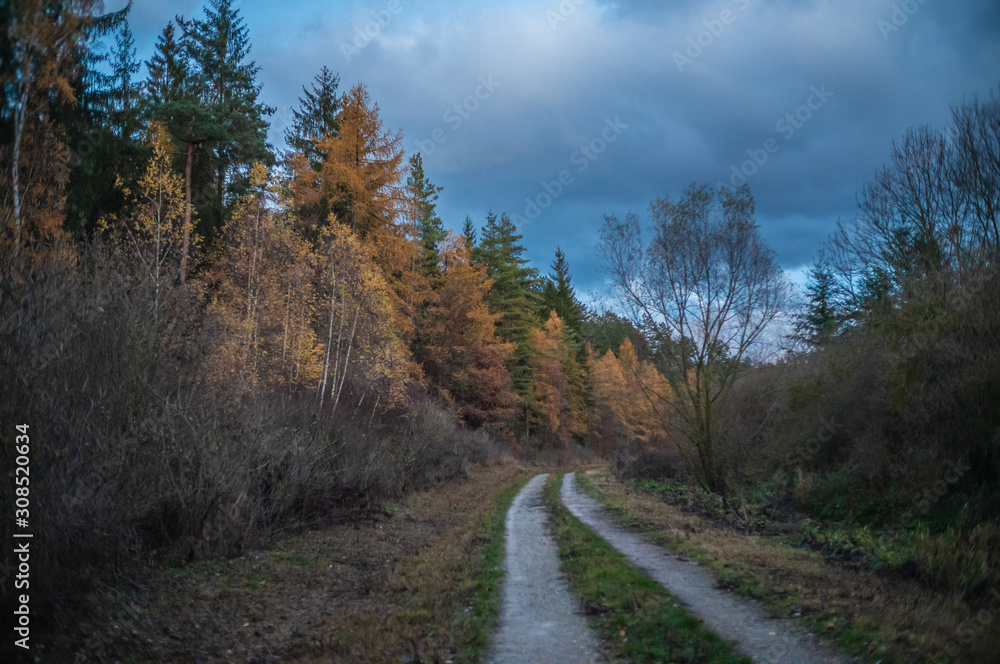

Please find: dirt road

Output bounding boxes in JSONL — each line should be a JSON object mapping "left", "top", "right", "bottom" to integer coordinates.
{"left": 561, "top": 472, "right": 851, "bottom": 664}
{"left": 488, "top": 473, "right": 601, "bottom": 664}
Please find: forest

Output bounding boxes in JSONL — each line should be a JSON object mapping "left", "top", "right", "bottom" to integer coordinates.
{"left": 2, "top": 0, "right": 999, "bottom": 659}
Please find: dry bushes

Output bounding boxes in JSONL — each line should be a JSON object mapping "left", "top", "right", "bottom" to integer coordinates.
{"left": 0, "top": 241, "right": 510, "bottom": 630}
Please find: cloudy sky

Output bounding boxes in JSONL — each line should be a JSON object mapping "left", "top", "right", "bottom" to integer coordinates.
{"left": 114, "top": 0, "right": 1000, "bottom": 300}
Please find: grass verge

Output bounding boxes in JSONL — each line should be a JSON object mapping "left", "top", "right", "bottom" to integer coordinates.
{"left": 452, "top": 472, "right": 532, "bottom": 661}
{"left": 55, "top": 464, "right": 531, "bottom": 663}
{"left": 577, "top": 469, "right": 1000, "bottom": 664}
{"left": 542, "top": 473, "right": 753, "bottom": 664}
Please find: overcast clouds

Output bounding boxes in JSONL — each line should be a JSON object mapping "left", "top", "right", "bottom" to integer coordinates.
{"left": 112, "top": 0, "right": 1000, "bottom": 298}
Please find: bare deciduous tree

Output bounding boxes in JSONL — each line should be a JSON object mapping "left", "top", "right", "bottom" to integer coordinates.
{"left": 599, "top": 184, "right": 792, "bottom": 503}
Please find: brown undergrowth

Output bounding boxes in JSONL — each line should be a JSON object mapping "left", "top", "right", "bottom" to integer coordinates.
{"left": 579, "top": 468, "right": 1000, "bottom": 664}
{"left": 37, "top": 464, "right": 529, "bottom": 664}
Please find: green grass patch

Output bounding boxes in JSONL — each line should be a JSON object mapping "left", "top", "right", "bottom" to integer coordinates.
{"left": 453, "top": 473, "right": 532, "bottom": 663}
{"left": 543, "top": 473, "right": 752, "bottom": 664}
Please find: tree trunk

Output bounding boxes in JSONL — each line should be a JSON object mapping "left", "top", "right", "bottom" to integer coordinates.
{"left": 180, "top": 140, "right": 194, "bottom": 284}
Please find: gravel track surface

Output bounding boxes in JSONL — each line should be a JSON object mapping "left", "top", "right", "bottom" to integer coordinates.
{"left": 488, "top": 473, "right": 601, "bottom": 664}
{"left": 562, "top": 472, "right": 853, "bottom": 664}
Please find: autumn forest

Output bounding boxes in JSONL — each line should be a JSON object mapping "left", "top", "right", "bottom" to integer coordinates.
{"left": 3, "top": 0, "right": 1000, "bottom": 661}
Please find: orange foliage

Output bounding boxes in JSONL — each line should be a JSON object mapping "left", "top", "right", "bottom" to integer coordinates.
{"left": 417, "top": 235, "right": 517, "bottom": 430}
{"left": 529, "top": 312, "right": 585, "bottom": 448}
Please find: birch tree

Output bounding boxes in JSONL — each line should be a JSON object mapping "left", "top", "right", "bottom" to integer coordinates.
{"left": 600, "top": 184, "right": 792, "bottom": 503}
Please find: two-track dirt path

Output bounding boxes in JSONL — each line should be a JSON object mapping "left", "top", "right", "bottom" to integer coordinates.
{"left": 560, "top": 471, "right": 852, "bottom": 664}
{"left": 488, "top": 473, "right": 601, "bottom": 664}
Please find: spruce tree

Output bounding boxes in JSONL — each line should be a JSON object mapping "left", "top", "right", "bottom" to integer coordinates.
{"left": 179, "top": 0, "right": 274, "bottom": 237}
{"left": 478, "top": 211, "right": 540, "bottom": 401}
{"left": 795, "top": 254, "right": 841, "bottom": 346}
{"left": 541, "top": 247, "right": 584, "bottom": 338}
{"left": 461, "top": 216, "right": 478, "bottom": 256}
{"left": 406, "top": 153, "right": 445, "bottom": 278}
{"left": 285, "top": 65, "right": 340, "bottom": 167}
{"left": 145, "top": 18, "right": 213, "bottom": 283}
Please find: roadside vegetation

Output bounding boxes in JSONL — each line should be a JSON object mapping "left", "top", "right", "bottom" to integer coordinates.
{"left": 41, "top": 465, "right": 529, "bottom": 663}
{"left": 578, "top": 469, "right": 1000, "bottom": 663}
{"left": 543, "top": 473, "right": 753, "bottom": 664}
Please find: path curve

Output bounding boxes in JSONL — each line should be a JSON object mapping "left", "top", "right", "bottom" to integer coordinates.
{"left": 561, "top": 472, "right": 852, "bottom": 664}
{"left": 488, "top": 473, "right": 600, "bottom": 664}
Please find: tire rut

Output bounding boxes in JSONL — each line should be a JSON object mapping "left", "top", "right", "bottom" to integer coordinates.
{"left": 561, "top": 472, "right": 852, "bottom": 664}
{"left": 488, "top": 473, "right": 601, "bottom": 664}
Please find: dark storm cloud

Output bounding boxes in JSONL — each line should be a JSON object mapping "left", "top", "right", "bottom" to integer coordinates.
{"left": 120, "top": 0, "right": 1000, "bottom": 296}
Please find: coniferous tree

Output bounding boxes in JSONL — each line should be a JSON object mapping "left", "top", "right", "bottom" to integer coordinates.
{"left": 461, "top": 215, "right": 478, "bottom": 257}
{"left": 541, "top": 247, "right": 584, "bottom": 338}
{"left": 285, "top": 65, "right": 340, "bottom": 167}
{"left": 61, "top": 3, "right": 138, "bottom": 233}
{"left": 179, "top": 0, "right": 275, "bottom": 238}
{"left": 478, "top": 211, "right": 540, "bottom": 410}
{"left": 407, "top": 153, "right": 446, "bottom": 279}
{"left": 795, "top": 253, "right": 841, "bottom": 347}
{"left": 144, "top": 22, "right": 187, "bottom": 110}
{"left": 108, "top": 20, "right": 141, "bottom": 142}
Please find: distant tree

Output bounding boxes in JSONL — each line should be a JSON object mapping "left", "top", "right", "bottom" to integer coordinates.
{"left": 580, "top": 308, "right": 648, "bottom": 358}
{"left": 600, "top": 184, "right": 792, "bottom": 504}
{"left": 541, "top": 247, "right": 584, "bottom": 338}
{"left": 406, "top": 153, "right": 446, "bottom": 279}
{"left": 478, "top": 211, "right": 541, "bottom": 403}
{"left": 285, "top": 65, "right": 340, "bottom": 167}
{"left": 794, "top": 253, "right": 841, "bottom": 347}
{"left": 419, "top": 235, "right": 517, "bottom": 430}
{"left": 461, "top": 215, "right": 478, "bottom": 256}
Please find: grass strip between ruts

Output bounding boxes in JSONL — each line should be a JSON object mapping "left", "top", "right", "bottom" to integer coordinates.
{"left": 543, "top": 473, "right": 753, "bottom": 664}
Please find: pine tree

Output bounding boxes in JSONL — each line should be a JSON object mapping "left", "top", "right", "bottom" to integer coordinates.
{"left": 407, "top": 153, "right": 445, "bottom": 278}
{"left": 285, "top": 65, "right": 340, "bottom": 167}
